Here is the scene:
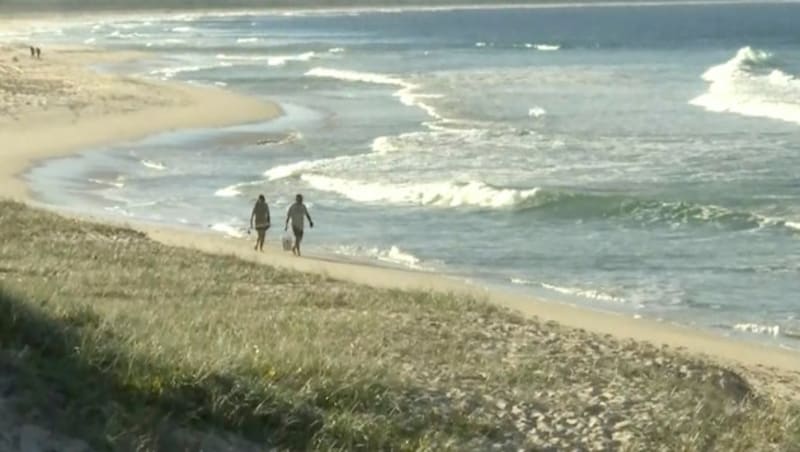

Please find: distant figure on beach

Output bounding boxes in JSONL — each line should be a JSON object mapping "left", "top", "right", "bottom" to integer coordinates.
{"left": 250, "top": 194, "right": 270, "bottom": 251}
{"left": 35, "top": 48, "right": 41, "bottom": 59}
{"left": 30, "top": 46, "right": 35, "bottom": 58}
{"left": 285, "top": 194, "right": 314, "bottom": 256}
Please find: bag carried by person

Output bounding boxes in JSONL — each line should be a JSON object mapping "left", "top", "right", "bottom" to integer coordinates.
{"left": 282, "top": 234, "right": 293, "bottom": 251}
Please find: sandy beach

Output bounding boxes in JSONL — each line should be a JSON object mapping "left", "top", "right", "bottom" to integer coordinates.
{"left": 0, "top": 43, "right": 280, "bottom": 200}
{"left": 1, "top": 39, "right": 799, "bottom": 399}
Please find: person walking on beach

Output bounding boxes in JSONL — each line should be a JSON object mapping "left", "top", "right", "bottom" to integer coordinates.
{"left": 250, "top": 194, "right": 270, "bottom": 251}
{"left": 285, "top": 194, "right": 314, "bottom": 256}
{"left": 35, "top": 47, "right": 41, "bottom": 59}
{"left": 29, "top": 46, "right": 35, "bottom": 58}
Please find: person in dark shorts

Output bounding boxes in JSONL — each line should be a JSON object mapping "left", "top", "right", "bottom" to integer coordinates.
{"left": 250, "top": 194, "right": 270, "bottom": 251}
{"left": 284, "top": 194, "right": 313, "bottom": 256}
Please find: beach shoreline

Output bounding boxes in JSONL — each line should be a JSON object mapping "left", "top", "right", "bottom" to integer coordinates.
{"left": 1, "top": 39, "right": 799, "bottom": 399}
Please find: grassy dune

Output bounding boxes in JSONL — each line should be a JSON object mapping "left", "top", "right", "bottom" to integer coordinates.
{"left": 0, "top": 200, "right": 798, "bottom": 451}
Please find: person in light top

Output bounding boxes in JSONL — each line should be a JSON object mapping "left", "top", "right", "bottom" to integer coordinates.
{"left": 250, "top": 194, "right": 270, "bottom": 251}
{"left": 285, "top": 193, "right": 314, "bottom": 256}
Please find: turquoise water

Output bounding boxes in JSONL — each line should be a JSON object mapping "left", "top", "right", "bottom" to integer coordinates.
{"left": 22, "top": 3, "right": 800, "bottom": 346}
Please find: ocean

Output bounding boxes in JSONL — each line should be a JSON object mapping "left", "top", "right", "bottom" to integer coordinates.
{"left": 18, "top": 2, "right": 800, "bottom": 347}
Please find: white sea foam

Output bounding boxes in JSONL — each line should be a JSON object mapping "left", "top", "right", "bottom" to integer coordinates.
{"left": 267, "top": 52, "right": 316, "bottom": 66}
{"left": 236, "top": 37, "right": 261, "bottom": 44}
{"left": 528, "top": 106, "right": 547, "bottom": 118}
{"left": 475, "top": 42, "right": 488, "bottom": 47}
{"left": 733, "top": 323, "right": 781, "bottom": 337}
{"left": 305, "top": 67, "right": 444, "bottom": 121}
{"left": 149, "top": 62, "right": 227, "bottom": 79}
{"left": 171, "top": 26, "right": 194, "bottom": 33}
{"left": 214, "top": 180, "right": 266, "bottom": 198}
{"left": 264, "top": 159, "right": 325, "bottom": 181}
{"left": 370, "top": 136, "right": 399, "bottom": 154}
{"left": 335, "top": 245, "right": 427, "bottom": 270}
{"left": 214, "top": 184, "right": 242, "bottom": 198}
{"left": 690, "top": 46, "right": 800, "bottom": 125}
{"left": 88, "top": 178, "right": 125, "bottom": 189}
{"left": 210, "top": 223, "right": 246, "bottom": 238}
{"left": 301, "top": 174, "right": 540, "bottom": 209}
{"left": 328, "top": 47, "right": 346, "bottom": 53}
{"left": 141, "top": 159, "right": 166, "bottom": 171}
{"left": 149, "top": 65, "right": 203, "bottom": 79}
{"left": 107, "top": 30, "right": 145, "bottom": 39}
{"left": 217, "top": 52, "right": 316, "bottom": 66}
{"left": 525, "top": 43, "right": 561, "bottom": 51}
{"left": 540, "top": 282, "right": 626, "bottom": 303}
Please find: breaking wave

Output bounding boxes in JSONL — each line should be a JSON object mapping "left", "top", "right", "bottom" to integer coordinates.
{"left": 141, "top": 159, "right": 166, "bottom": 171}
{"left": 528, "top": 106, "right": 547, "bottom": 118}
{"left": 511, "top": 278, "right": 626, "bottom": 303}
{"left": 525, "top": 43, "right": 561, "bottom": 51}
{"left": 690, "top": 46, "right": 800, "bottom": 125}
{"left": 732, "top": 323, "right": 782, "bottom": 337}
{"left": 305, "top": 67, "right": 444, "bottom": 121}
{"left": 264, "top": 161, "right": 800, "bottom": 231}
{"left": 334, "top": 245, "right": 428, "bottom": 270}
{"left": 300, "top": 175, "right": 541, "bottom": 208}
{"left": 210, "top": 222, "right": 246, "bottom": 238}
{"left": 217, "top": 51, "right": 316, "bottom": 66}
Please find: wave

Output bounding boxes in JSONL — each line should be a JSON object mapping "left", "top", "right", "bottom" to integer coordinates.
{"left": 214, "top": 184, "right": 242, "bottom": 198}
{"left": 171, "top": 26, "right": 194, "bottom": 33}
{"left": 328, "top": 47, "right": 346, "bottom": 53}
{"left": 301, "top": 174, "right": 541, "bottom": 208}
{"left": 334, "top": 245, "right": 428, "bottom": 270}
{"left": 149, "top": 64, "right": 203, "bottom": 79}
{"left": 528, "top": 106, "right": 547, "bottom": 118}
{"left": 149, "top": 61, "right": 230, "bottom": 79}
{"left": 88, "top": 178, "right": 125, "bottom": 189}
{"left": 213, "top": 180, "right": 265, "bottom": 198}
{"left": 513, "top": 189, "right": 800, "bottom": 233}
{"left": 280, "top": 166, "right": 800, "bottom": 231}
{"left": 511, "top": 278, "right": 626, "bottom": 303}
{"left": 305, "top": 67, "right": 444, "bottom": 121}
{"left": 525, "top": 43, "right": 561, "bottom": 51}
{"left": 263, "top": 158, "right": 329, "bottom": 181}
{"left": 141, "top": 159, "right": 166, "bottom": 171}
{"left": 217, "top": 52, "right": 316, "bottom": 66}
{"left": 210, "top": 222, "right": 246, "bottom": 238}
{"left": 267, "top": 52, "right": 316, "bottom": 67}
{"left": 236, "top": 37, "right": 261, "bottom": 44}
{"left": 370, "top": 136, "right": 399, "bottom": 154}
{"left": 690, "top": 46, "right": 800, "bottom": 125}
{"left": 107, "top": 30, "right": 146, "bottom": 39}
{"left": 732, "top": 323, "right": 782, "bottom": 337}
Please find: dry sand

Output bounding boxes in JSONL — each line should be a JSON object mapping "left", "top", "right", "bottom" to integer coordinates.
{"left": 1, "top": 41, "right": 798, "bottom": 399}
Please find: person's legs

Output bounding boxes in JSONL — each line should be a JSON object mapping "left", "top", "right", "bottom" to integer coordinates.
{"left": 292, "top": 227, "right": 304, "bottom": 256}
{"left": 256, "top": 228, "right": 266, "bottom": 251}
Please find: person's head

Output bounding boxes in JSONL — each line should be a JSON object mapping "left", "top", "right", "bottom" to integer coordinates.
{"left": 295, "top": 194, "right": 303, "bottom": 203}
{"left": 258, "top": 194, "right": 265, "bottom": 203}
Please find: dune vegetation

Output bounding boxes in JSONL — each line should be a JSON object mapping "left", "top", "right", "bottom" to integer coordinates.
{"left": 0, "top": 200, "right": 798, "bottom": 451}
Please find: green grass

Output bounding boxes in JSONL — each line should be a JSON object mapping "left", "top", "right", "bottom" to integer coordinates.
{"left": 0, "top": 200, "right": 798, "bottom": 451}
